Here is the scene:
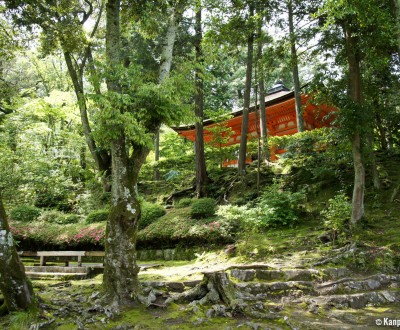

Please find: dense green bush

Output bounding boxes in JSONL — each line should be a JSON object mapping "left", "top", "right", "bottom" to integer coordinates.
{"left": 321, "top": 192, "right": 351, "bottom": 235}
{"left": 255, "top": 184, "right": 304, "bottom": 228}
{"left": 218, "top": 184, "right": 304, "bottom": 231}
{"left": 10, "top": 205, "right": 41, "bottom": 223}
{"left": 38, "top": 210, "right": 80, "bottom": 225}
{"left": 86, "top": 209, "right": 109, "bottom": 224}
{"left": 190, "top": 198, "right": 217, "bottom": 219}
{"left": 140, "top": 202, "right": 166, "bottom": 229}
{"left": 175, "top": 198, "right": 192, "bottom": 209}
{"left": 269, "top": 128, "right": 352, "bottom": 182}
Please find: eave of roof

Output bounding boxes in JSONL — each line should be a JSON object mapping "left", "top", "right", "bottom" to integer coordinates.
{"left": 173, "top": 89, "right": 295, "bottom": 132}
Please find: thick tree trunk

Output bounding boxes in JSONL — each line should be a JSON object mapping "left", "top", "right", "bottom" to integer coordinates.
{"left": 288, "top": 0, "right": 304, "bottom": 132}
{"left": 344, "top": 24, "right": 365, "bottom": 225}
{"left": 238, "top": 5, "right": 254, "bottom": 173}
{"left": 0, "top": 193, "right": 35, "bottom": 315}
{"left": 194, "top": 7, "right": 209, "bottom": 197}
{"left": 154, "top": 6, "right": 180, "bottom": 181}
{"left": 102, "top": 0, "right": 143, "bottom": 307}
{"left": 103, "top": 137, "right": 142, "bottom": 307}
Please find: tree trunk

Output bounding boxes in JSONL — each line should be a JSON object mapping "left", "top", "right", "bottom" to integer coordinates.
{"left": 102, "top": 0, "right": 143, "bottom": 307}
{"left": 103, "top": 137, "right": 143, "bottom": 307}
{"left": 154, "top": 5, "right": 180, "bottom": 181}
{"left": 288, "top": 0, "right": 304, "bottom": 132}
{"left": 256, "top": 8, "right": 268, "bottom": 161}
{"left": 0, "top": 193, "right": 35, "bottom": 315}
{"left": 194, "top": 6, "right": 209, "bottom": 197}
{"left": 238, "top": 5, "right": 254, "bottom": 173}
{"left": 64, "top": 51, "right": 111, "bottom": 190}
{"left": 367, "top": 134, "right": 380, "bottom": 189}
{"left": 344, "top": 23, "right": 365, "bottom": 225}
{"left": 375, "top": 114, "right": 388, "bottom": 150}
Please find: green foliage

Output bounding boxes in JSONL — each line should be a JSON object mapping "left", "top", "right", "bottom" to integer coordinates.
{"left": 190, "top": 198, "right": 217, "bottom": 219}
{"left": 175, "top": 198, "right": 192, "bottom": 209}
{"left": 10, "top": 205, "right": 41, "bottom": 223}
{"left": 218, "top": 184, "right": 304, "bottom": 232}
{"left": 138, "top": 208, "right": 235, "bottom": 248}
{"left": 321, "top": 192, "right": 351, "bottom": 233}
{"left": 140, "top": 202, "right": 166, "bottom": 229}
{"left": 217, "top": 204, "right": 263, "bottom": 234}
{"left": 269, "top": 128, "right": 352, "bottom": 183}
{"left": 38, "top": 210, "right": 80, "bottom": 225}
{"left": 255, "top": 184, "right": 304, "bottom": 228}
{"left": 86, "top": 209, "right": 109, "bottom": 224}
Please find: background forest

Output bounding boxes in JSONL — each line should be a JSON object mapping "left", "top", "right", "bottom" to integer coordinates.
{"left": 0, "top": 0, "right": 399, "bottom": 325}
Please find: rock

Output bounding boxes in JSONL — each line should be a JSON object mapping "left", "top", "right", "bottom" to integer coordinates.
{"left": 183, "top": 280, "right": 201, "bottom": 288}
{"left": 366, "top": 280, "right": 381, "bottom": 290}
{"left": 90, "top": 291, "right": 100, "bottom": 300}
{"left": 147, "top": 291, "right": 157, "bottom": 305}
{"left": 230, "top": 269, "right": 255, "bottom": 282}
{"left": 224, "top": 244, "right": 236, "bottom": 255}
{"left": 206, "top": 308, "right": 215, "bottom": 318}
{"left": 167, "top": 282, "right": 185, "bottom": 292}
{"left": 256, "top": 270, "right": 283, "bottom": 281}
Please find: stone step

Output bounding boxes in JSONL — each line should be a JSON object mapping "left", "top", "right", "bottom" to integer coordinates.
{"left": 236, "top": 280, "right": 316, "bottom": 300}
{"left": 295, "top": 290, "right": 400, "bottom": 311}
{"left": 230, "top": 267, "right": 351, "bottom": 283}
{"left": 25, "top": 266, "right": 88, "bottom": 274}
{"left": 316, "top": 274, "right": 400, "bottom": 295}
{"left": 26, "top": 272, "right": 88, "bottom": 280}
{"left": 142, "top": 280, "right": 202, "bottom": 293}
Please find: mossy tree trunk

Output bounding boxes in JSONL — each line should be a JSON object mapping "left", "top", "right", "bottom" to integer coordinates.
{"left": 194, "top": 5, "right": 210, "bottom": 197}
{"left": 344, "top": 23, "right": 365, "bottom": 225}
{"left": 0, "top": 193, "right": 35, "bottom": 315}
{"left": 102, "top": 137, "right": 148, "bottom": 306}
{"left": 288, "top": 0, "right": 304, "bottom": 133}
{"left": 238, "top": 4, "right": 254, "bottom": 174}
{"left": 102, "top": 0, "right": 155, "bottom": 307}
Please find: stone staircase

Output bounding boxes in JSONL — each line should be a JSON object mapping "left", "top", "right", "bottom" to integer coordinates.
{"left": 143, "top": 266, "right": 400, "bottom": 329}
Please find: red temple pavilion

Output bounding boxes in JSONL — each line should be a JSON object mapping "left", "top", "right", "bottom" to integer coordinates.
{"left": 173, "top": 83, "right": 335, "bottom": 165}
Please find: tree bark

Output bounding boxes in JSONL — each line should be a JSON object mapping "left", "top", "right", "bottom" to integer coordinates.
{"left": 102, "top": 0, "right": 143, "bottom": 307}
{"left": 194, "top": 6, "right": 209, "bottom": 197}
{"left": 256, "top": 8, "right": 268, "bottom": 161}
{"left": 238, "top": 5, "right": 254, "bottom": 173}
{"left": 0, "top": 193, "right": 35, "bottom": 315}
{"left": 154, "top": 5, "right": 180, "bottom": 181}
{"left": 288, "top": 0, "right": 304, "bottom": 132}
{"left": 344, "top": 23, "right": 365, "bottom": 225}
{"left": 64, "top": 51, "right": 111, "bottom": 190}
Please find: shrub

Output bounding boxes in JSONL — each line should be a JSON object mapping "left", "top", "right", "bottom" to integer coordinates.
{"left": 140, "top": 202, "right": 166, "bottom": 229}
{"left": 39, "top": 210, "right": 80, "bottom": 225}
{"left": 86, "top": 209, "right": 109, "bottom": 224}
{"left": 255, "top": 184, "right": 304, "bottom": 228}
{"left": 321, "top": 192, "right": 351, "bottom": 234}
{"left": 190, "top": 198, "right": 217, "bottom": 219}
{"left": 10, "top": 222, "right": 105, "bottom": 250}
{"left": 175, "top": 198, "right": 192, "bottom": 209}
{"left": 138, "top": 210, "right": 235, "bottom": 249}
{"left": 10, "top": 205, "right": 41, "bottom": 223}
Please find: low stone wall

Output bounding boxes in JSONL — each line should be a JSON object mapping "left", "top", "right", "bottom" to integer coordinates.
{"left": 137, "top": 247, "right": 204, "bottom": 261}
